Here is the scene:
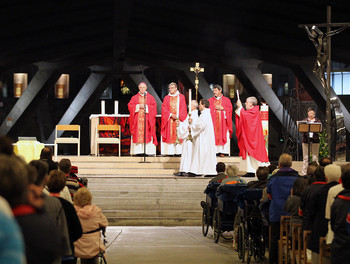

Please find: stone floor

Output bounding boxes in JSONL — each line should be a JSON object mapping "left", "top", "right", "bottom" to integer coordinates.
{"left": 100, "top": 226, "right": 242, "bottom": 264}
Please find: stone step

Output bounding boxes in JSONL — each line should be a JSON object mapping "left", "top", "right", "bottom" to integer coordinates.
{"left": 90, "top": 190, "right": 205, "bottom": 199}
{"left": 88, "top": 183, "right": 207, "bottom": 191}
{"left": 95, "top": 198, "right": 203, "bottom": 210}
{"left": 107, "top": 217, "right": 202, "bottom": 226}
{"left": 79, "top": 168, "right": 177, "bottom": 175}
{"left": 103, "top": 209, "right": 202, "bottom": 218}
{"left": 86, "top": 177, "right": 212, "bottom": 184}
{"left": 56, "top": 155, "right": 240, "bottom": 164}
{"left": 73, "top": 162, "right": 180, "bottom": 169}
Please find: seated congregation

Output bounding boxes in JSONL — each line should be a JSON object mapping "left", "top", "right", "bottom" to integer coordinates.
{"left": 201, "top": 153, "right": 350, "bottom": 264}
{"left": 0, "top": 136, "right": 108, "bottom": 264}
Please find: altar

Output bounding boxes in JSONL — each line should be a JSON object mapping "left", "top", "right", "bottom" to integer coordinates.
{"left": 89, "top": 114, "right": 161, "bottom": 155}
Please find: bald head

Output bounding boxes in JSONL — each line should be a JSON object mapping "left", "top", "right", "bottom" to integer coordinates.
{"left": 191, "top": 100, "right": 198, "bottom": 111}
{"left": 278, "top": 153, "right": 292, "bottom": 168}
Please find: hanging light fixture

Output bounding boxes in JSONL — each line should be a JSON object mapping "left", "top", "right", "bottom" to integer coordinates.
{"left": 55, "top": 74, "right": 69, "bottom": 98}
{"left": 13, "top": 73, "right": 28, "bottom": 98}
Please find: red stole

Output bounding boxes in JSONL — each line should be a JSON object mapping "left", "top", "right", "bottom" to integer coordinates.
{"left": 161, "top": 93, "right": 187, "bottom": 144}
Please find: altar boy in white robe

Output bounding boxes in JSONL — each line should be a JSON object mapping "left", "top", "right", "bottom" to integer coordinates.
{"left": 174, "top": 100, "right": 199, "bottom": 176}
{"left": 188, "top": 99, "right": 217, "bottom": 176}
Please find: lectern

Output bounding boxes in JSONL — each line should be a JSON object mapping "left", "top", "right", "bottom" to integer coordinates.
{"left": 298, "top": 121, "right": 322, "bottom": 164}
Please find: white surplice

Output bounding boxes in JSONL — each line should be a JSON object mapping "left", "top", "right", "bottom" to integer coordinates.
{"left": 177, "top": 110, "right": 198, "bottom": 173}
{"left": 189, "top": 108, "right": 217, "bottom": 175}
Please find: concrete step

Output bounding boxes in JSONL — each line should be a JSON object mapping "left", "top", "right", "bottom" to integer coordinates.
{"left": 103, "top": 209, "right": 202, "bottom": 218}
{"left": 107, "top": 217, "right": 202, "bottom": 226}
{"left": 73, "top": 162, "right": 180, "bottom": 169}
{"left": 90, "top": 190, "right": 205, "bottom": 199}
{"left": 96, "top": 199, "right": 203, "bottom": 211}
{"left": 79, "top": 168, "right": 177, "bottom": 175}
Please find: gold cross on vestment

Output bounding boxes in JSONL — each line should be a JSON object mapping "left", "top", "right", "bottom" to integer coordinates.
{"left": 190, "top": 62, "right": 204, "bottom": 101}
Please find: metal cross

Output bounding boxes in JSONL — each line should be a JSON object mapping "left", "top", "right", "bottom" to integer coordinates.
{"left": 190, "top": 62, "right": 204, "bottom": 101}
{"left": 299, "top": 6, "right": 350, "bottom": 155}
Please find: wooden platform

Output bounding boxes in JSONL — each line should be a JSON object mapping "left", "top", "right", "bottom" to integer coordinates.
{"left": 56, "top": 155, "right": 303, "bottom": 226}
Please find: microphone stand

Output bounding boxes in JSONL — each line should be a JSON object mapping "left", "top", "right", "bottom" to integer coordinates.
{"left": 140, "top": 93, "right": 150, "bottom": 163}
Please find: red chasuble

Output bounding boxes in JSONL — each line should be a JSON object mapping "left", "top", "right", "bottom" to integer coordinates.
{"left": 128, "top": 92, "right": 158, "bottom": 145}
{"left": 161, "top": 93, "right": 187, "bottom": 144}
{"left": 235, "top": 105, "right": 269, "bottom": 162}
{"left": 208, "top": 96, "right": 233, "bottom": 146}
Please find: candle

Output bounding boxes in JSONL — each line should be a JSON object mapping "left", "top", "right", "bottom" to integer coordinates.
{"left": 236, "top": 90, "right": 240, "bottom": 101}
{"left": 101, "top": 100, "right": 105, "bottom": 115}
{"left": 189, "top": 89, "right": 192, "bottom": 114}
{"left": 114, "top": 100, "right": 119, "bottom": 115}
{"left": 176, "top": 94, "right": 180, "bottom": 118}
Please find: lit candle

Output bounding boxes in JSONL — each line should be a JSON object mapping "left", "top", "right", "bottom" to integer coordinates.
{"left": 114, "top": 100, "right": 119, "bottom": 115}
{"left": 189, "top": 89, "right": 192, "bottom": 114}
{"left": 101, "top": 100, "right": 105, "bottom": 115}
{"left": 176, "top": 94, "right": 180, "bottom": 118}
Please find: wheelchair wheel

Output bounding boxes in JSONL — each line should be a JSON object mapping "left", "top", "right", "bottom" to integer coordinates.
{"left": 245, "top": 234, "right": 252, "bottom": 264}
{"left": 213, "top": 208, "right": 221, "bottom": 243}
{"left": 202, "top": 204, "right": 210, "bottom": 236}
{"left": 98, "top": 252, "right": 107, "bottom": 264}
{"left": 237, "top": 223, "right": 245, "bottom": 261}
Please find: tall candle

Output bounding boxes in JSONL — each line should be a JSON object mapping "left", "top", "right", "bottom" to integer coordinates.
{"left": 101, "top": 100, "right": 105, "bottom": 115}
{"left": 176, "top": 94, "right": 180, "bottom": 118}
{"left": 114, "top": 100, "right": 119, "bottom": 115}
{"left": 189, "top": 89, "right": 192, "bottom": 114}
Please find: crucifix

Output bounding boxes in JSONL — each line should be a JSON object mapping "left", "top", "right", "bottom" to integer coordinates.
{"left": 190, "top": 62, "right": 205, "bottom": 101}
{"left": 299, "top": 6, "right": 350, "bottom": 154}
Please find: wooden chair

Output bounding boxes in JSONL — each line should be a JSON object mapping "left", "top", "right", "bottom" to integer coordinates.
{"left": 301, "top": 230, "right": 311, "bottom": 264}
{"left": 319, "top": 237, "right": 331, "bottom": 264}
{"left": 278, "top": 215, "right": 291, "bottom": 264}
{"left": 95, "top": 124, "right": 121, "bottom": 156}
{"left": 54, "top": 125, "right": 80, "bottom": 158}
{"left": 289, "top": 222, "right": 302, "bottom": 264}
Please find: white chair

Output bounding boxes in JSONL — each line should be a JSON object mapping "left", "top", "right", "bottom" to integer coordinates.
{"left": 95, "top": 124, "right": 121, "bottom": 156}
{"left": 54, "top": 125, "right": 80, "bottom": 158}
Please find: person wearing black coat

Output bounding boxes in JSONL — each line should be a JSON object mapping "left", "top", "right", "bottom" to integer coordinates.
{"left": 330, "top": 168, "right": 350, "bottom": 264}
{"left": 300, "top": 166, "right": 326, "bottom": 230}
{"left": 308, "top": 164, "right": 341, "bottom": 264}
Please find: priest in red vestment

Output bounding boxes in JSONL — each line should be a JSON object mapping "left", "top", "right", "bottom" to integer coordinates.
{"left": 161, "top": 82, "right": 187, "bottom": 155}
{"left": 208, "top": 84, "right": 233, "bottom": 156}
{"left": 128, "top": 82, "right": 158, "bottom": 155}
{"left": 236, "top": 96, "right": 269, "bottom": 177}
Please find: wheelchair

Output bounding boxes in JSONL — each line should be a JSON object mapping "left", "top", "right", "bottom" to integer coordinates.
{"left": 212, "top": 184, "right": 248, "bottom": 243}
{"left": 81, "top": 226, "right": 108, "bottom": 264}
{"left": 201, "top": 182, "right": 220, "bottom": 236}
{"left": 236, "top": 188, "right": 268, "bottom": 263}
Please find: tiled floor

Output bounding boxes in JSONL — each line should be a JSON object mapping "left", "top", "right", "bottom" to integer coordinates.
{"left": 102, "top": 226, "right": 241, "bottom": 264}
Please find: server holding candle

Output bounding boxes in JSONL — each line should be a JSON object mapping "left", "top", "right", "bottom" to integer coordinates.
{"left": 161, "top": 82, "right": 187, "bottom": 155}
